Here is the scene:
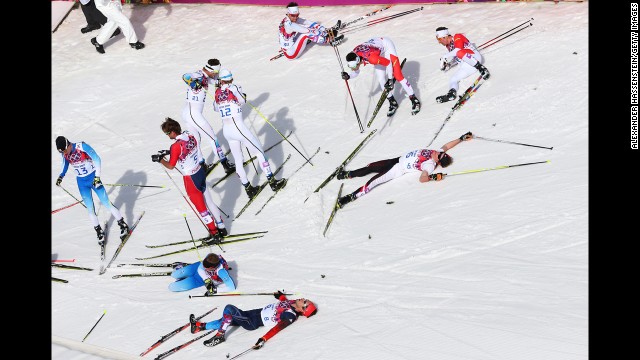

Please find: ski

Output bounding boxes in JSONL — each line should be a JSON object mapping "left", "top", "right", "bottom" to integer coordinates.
{"left": 189, "top": 292, "right": 295, "bottom": 298}
{"left": 117, "top": 262, "right": 188, "bottom": 268}
{"left": 112, "top": 271, "right": 172, "bottom": 279}
{"left": 135, "top": 235, "right": 264, "bottom": 261}
{"left": 367, "top": 58, "right": 406, "bottom": 128}
{"left": 100, "top": 221, "right": 107, "bottom": 261}
{"left": 305, "top": 129, "right": 376, "bottom": 202}
{"left": 145, "top": 230, "right": 269, "bottom": 248}
{"left": 235, "top": 154, "right": 291, "bottom": 219}
{"left": 323, "top": 183, "right": 344, "bottom": 236}
{"left": 205, "top": 150, "right": 231, "bottom": 177}
{"left": 341, "top": 7, "right": 424, "bottom": 36}
{"left": 153, "top": 330, "right": 215, "bottom": 360}
{"left": 140, "top": 306, "right": 218, "bottom": 357}
{"left": 427, "top": 75, "right": 483, "bottom": 147}
{"left": 51, "top": 263, "right": 93, "bottom": 271}
{"left": 255, "top": 147, "right": 321, "bottom": 216}
{"left": 99, "top": 211, "right": 146, "bottom": 275}
{"left": 52, "top": 277, "right": 68, "bottom": 283}
{"left": 210, "top": 131, "right": 292, "bottom": 189}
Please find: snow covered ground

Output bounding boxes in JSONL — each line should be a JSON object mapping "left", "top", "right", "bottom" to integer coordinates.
{"left": 52, "top": 2, "right": 588, "bottom": 359}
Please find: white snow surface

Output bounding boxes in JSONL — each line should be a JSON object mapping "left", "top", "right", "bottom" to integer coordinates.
{"left": 52, "top": 2, "right": 588, "bottom": 360}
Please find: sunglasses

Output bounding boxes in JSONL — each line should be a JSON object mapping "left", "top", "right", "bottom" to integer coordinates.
{"left": 164, "top": 131, "right": 171, "bottom": 135}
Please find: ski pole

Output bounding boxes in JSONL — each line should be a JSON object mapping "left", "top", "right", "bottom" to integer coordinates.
{"left": 332, "top": 43, "right": 364, "bottom": 133}
{"left": 478, "top": 18, "right": 533, "bottom": 49}
{"left": 246, "top": 147, "right": 259, "bottom": 175}
{"left": 229, "top": 345, "right": 257, "bottom": 360}
{"left": 183, "top": 214, "right": 203, "bottom": 261}
{"left": 473, "top": 136, "right": 553, "bottom": 150}
{"left": 104, "top": 183, "right": 165, "bottom": 188}
{"left": 82, "top": 309, "right": 106, "bottom": 342}
{"left": 445, "top": 160, "right": 550, "bottom": 178}
{"left": 52, "top": 259, "right": 75, "bottom": 263}
{"left": 479, "top": 23, "right": 533, "bottom": 50}
{"left": 58, "top": 185, "right": 87, "bottom": 208}
{"left": 52, "top": 200, "right": 84, "bottom": 214}
{"left": 161, "top": 167, "right": 208, "bottom": 231}
{"left": 341, "top": 7, "right": 424, "bottom": 35}
{"left": 340, "top": 4, "right": 393, "bottom": 29}
{"left": 189, "top": 292, "right": 295, "bottom": 298}
{"left": 244, "top": 100, "right": 314, "bottom": 166}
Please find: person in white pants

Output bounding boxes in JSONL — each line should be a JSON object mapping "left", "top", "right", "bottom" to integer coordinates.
{"left": 212, "top": 68, "right": 287, "bottom": 199}
{"left": 91, "top": 0, "right": 145, "bottom": 54}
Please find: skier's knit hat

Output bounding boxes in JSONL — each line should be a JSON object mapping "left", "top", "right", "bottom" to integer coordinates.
{"left": 203, "top": 253, "right": 220, "bottom": 269}
{"left": 302, "top": 299, "right": 317, "bottom": 318}
{"left": 56, "top": 136, "right": 69, "bottom": 152}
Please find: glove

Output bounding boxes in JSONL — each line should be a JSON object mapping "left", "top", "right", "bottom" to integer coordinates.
{"left": 384, "top": 79, "right": 394, "bottom": 91}
{"left": 190, "top": 78, "right": 202, "bottom": 90}
{"left": 341, "top": 72, "right": 350, "bottom": 80}
{"left": 429, "top": 173, "right": 444, "bottom": 181}
{"left": 92, "top": 176, "right": 103, "bottom": 188}
{"left": 204, "top": 278, "right": 217, "bottom": 296}
{"left": 254, "top": 338, "right": 266, "bottom": 349}
{"left": 56, "top": 176, "right": 63, "bottom": 186}
{"left": 273, "top": 290, "right": 285, "bottom": 299}
{"left": 459, "top": 131, "right": 473, "bottom": 141}
{"left": 440, "top": 57, "right": 448, "bottom": 71}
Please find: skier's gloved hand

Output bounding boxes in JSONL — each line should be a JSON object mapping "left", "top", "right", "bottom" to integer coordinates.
{"left": 459, "top": 131, "right": 473, "bottom": 141}
{"left": 273, "top": 290, "right": 285, "bottom": 299}
{"left": 440, "top": 57, "right": 448, "bottom": 71}
{"left": 384, "top": 79, "right": 394, "bottom": 91}
{"left": 56, "top": 176, "right": 63, "bottom": 186}
{"left": 92, "top": 176, "right": 103, "bottom": 188}
{"left": 253, "top": 338, "right": 266, "bottom": 349}
{"left": 341, "top": 72, "right": 350, "bottom": 80}
{"left": 204, "top": 278, "right": 217, "bottom": 296}
{"left": 429, "top": 173, "right": 444, "bottom": 181}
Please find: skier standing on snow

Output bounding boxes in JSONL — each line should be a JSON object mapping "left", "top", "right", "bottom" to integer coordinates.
{"left": 335, "top": 132, "right": 473, "bottom": 208}
{"left": 212, "top": 68, "right": 287, "bottom": 199}
{"left": 55, "top": 136, "right": 130, "bottom": 245}
{"left": 189, "top": 290, "right": 317, "bottom": 348}
{"left": 341, "top": 37, "right": 421, "bottom": 116}
{"left": 435, "top": 26, "right": 490, "bottom": 103}
{"left": 182, "top": 58, "right": 235, "bottom": 175}
{"left": 168, "top": 253, "right": 236, "bottom": 294}
{"left": 278, "top": 2, "right": 343, "bottom": 60}
{"left": 152, "top": 118, "right": 226, "bottom": 243}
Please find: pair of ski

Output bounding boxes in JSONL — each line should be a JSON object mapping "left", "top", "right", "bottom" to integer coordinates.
{"left": 135, "top": 231, "right": 267, "bottom": 261}
{"left": 210, "top": 130, "right": 292, "bottom": 189}
{"left": 99, "top": 211, "right": 146, "bottom": 275}
{"left": 366, "top": 58, "right": 407, "bottom": 128}
{"left": 51, "top": 263, "right": 93, "bottom": 271}
{"left": 234, "top": 154, "right": 291, "bottom": 219}
{"left": 426, "top": 75, "right": 485, "bottom": 147}
{"left": 140, "top": 306, "right": 218, "bottom": 357}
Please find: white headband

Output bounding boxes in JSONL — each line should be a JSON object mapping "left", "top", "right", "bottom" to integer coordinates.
{"left": 287, "top": 6, "right": 299, "bottom": 15}
{"left": 205, "top": 63, "right": 221, "bottom": 73}
{"left": 347, "top": 56, "right": 360, "bottom": 69}
{"left": 436, "top": 29, "right": 450, "bottom": 38}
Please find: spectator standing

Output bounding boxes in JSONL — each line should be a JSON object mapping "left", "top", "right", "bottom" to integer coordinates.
{"left": 91, "top": 0, "right": 145, "bottom": 54}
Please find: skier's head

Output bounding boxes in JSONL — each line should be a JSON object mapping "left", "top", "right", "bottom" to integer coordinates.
{"left": 203, "top": 58, "right": 221, "bottom": 76}
{"left": 294, "top": 298, "right": 317, "bottom": 318}
{"left": 161, "top": 117, "right": 182, "bottom": 138}
{"left": 346, "top": 52, "right": 361, "bottom": 70}
{"left": 438, "top": 151, "right": 453, "bottom": 168}
{"left": 56, "top": 136, "right": 70, "bottom": 153}
{"left": 203, "top": 253, "right": 220, "bottom": 269}
{"left": 436, "top": 26, "right": 451, "bottom": 45}
{"left": 286, "top": 2, "right": 299, "bottom": 20}
{"left": 218, "top": 68, "right": 233, "bottom": 83}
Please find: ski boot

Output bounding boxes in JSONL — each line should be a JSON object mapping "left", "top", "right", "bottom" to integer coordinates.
{"left": 436, "top": 89, "right": 457, "bottom": 103}
{"left": 204, "top": 232, "right": 222, "bottom": 246}
{"left": 95, "top": 225, "right": 105, "bottom": 246}
{"left": 117, "top": 218, "right": 130, "bottom": 241}
{"left": 268, "top": 177, "right": 287, "bottom": 192}
{"left": 337, "top": 192, "right": 357, "bottom": 209}
{"left": 203, "top": 332, "right": 226, "bottom": 347}
{"left": 190, "top": 314, "right": 206, "bottom": 334}
{"left": 244, "top": 183, "right": 259, "bottom": 199}
{"left": 220, "top": 158, "right": 236, "bottom": 175}
{"left": 409, "top": 95, "right": 421, "bottom": 115}
{"left": 387, "top": 96, "right": 399, "bottom": 117}
{"left": 474, "top": 62, "right": 490, "bottom": 80}
{"left": 336, "top": 166, "right": 351, "bottom": 180}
